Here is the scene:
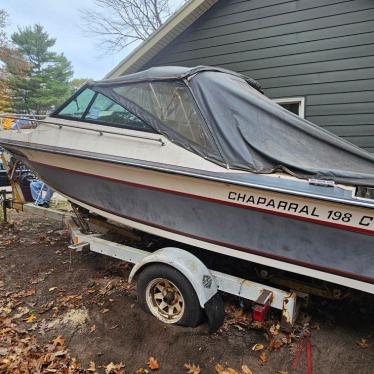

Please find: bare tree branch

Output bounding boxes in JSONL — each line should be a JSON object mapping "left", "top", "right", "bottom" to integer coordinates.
{"left": 80, "top": 0, "right": 182, "bottom": 53}
{"left": 0, "top": 9, "right": 9, "bottom": 48}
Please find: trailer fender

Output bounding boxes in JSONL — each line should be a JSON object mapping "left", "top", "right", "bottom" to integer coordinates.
{"left": 129, "top": 247, "right": 218, "bottom": 308}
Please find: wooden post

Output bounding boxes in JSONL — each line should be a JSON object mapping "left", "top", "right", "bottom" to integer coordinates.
{"left": 1, "top": 190, "right": 7, "bottom": 223}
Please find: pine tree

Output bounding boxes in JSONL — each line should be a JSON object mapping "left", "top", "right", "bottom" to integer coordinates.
{"left": 1, "top": 24, "right": 73, "bottom": 114}
{"left": 69, "top": 78, "right": 90, "bottom": 93}
{"left": 0, "top": 9, "right": 11, "bottom": 112}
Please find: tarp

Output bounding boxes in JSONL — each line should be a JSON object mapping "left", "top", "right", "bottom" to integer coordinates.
{"left": 94, "top": 65, "right": 263, "bottom": 93}
{"left": 91, "top": 66, "right": 374, "bottom": 187}
{"left": 190, "top": 71, "right": 374, "bottom": 186}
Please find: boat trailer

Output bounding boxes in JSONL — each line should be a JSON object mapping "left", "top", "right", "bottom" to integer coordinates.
{"left": 1, "top": 192, "right": 300, "bottom": 330}
{"left": 67, "top": 216, "right": 299, "bottom": 332}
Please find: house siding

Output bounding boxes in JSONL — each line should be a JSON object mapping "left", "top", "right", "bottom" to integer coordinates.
{"left": 144, "top": 0, "right": 374, "bottom": 152}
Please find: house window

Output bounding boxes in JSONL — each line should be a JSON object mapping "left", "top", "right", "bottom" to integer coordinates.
{"left": 273, "top": 97, "right": 305, "bottom": 118}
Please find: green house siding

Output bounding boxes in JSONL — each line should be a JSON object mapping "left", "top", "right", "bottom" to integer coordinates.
{"left": 144, "top": 0, "right": 374, "bottom": 152}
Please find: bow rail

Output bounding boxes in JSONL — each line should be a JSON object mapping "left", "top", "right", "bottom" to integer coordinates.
{"left": 0, "top": 113, "right": 166, "bottom": 146}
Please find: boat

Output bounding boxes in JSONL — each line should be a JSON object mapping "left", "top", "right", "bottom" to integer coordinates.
{"left": 1, "top": 66, "right": 373, "bottom": 294}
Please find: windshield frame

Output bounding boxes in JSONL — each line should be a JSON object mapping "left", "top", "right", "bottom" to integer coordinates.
{"left": 51, "top": 85, "right": 156, "bottom": 133}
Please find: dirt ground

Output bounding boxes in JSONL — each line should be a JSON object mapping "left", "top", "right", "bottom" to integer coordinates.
{"left": 0, "top": 211, "right": 373, "bottom": 374}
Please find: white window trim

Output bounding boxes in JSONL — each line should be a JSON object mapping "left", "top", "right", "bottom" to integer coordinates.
{"left": 273, "top": 97, "right": 305, "bottom": 119}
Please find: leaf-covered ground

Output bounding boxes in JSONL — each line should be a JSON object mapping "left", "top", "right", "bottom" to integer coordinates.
{"left": 0, "top": 211, "right": 373, "bottom": 373}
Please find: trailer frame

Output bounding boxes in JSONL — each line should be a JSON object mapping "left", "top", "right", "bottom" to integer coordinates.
{"left": 68, "top": 216, "right": 299, "bottom": 331}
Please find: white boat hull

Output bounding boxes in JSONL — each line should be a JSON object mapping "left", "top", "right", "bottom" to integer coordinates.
{"left": 6, "top": 145, "right": 373, "bottom": 294}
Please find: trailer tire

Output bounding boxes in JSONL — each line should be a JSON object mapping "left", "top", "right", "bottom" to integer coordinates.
{"left": 137, "top": 264, "right": 203, "bottom": 327}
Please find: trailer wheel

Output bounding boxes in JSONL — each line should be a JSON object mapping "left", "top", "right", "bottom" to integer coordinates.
{"left": 137, "top": 264, "right": 203, "bottom": 327}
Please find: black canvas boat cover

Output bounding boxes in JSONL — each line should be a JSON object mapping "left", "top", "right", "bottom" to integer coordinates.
{"left": 90, "top": 66, "right": 374, "bottom": 187}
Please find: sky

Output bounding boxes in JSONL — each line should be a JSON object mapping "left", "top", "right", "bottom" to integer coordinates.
{"left": 2, "top": 0, "right": 184, "bottom": 80}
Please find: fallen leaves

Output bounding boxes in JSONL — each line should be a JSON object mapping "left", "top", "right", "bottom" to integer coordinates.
{"left": 39, "top": 301, "right": 54, "bottom": 314}
{"left": 258, "top": 351, "right": 268, "bottom": 365}
{"left": 0, "top": 324, "right": 79, "bottom": 373}
{"left": 38, "top": 233, "right": 48, "bottom": 242}
{"left": 215, "top": 364, "right": 242, "bottom": 374}
{"left": 5, "top": 207, "right": 372, "bottom": 374}
{"left": 87, "top": 361, "right": 96, "bottom": 372}
{"left": 8, "top": 288, "right": 36, "bottom": 299}
{"left": 215, "top": 364, "right": 254, "bottom": 374}
{"left": 60, "top": 294, "right": 82, "bottom": 304}
{"left": 135, "top": 368, "right": 149, "bottom": 374}
{"left": 25, "top": 315, "right": 36, "bottom": 323}
{"left": 268, "top": 336, "right": 285, "bottom": 351}
{"left": 251, "top": 320, "right": 263, "bottom": 329}
{"left": 251, "top": 343, "right": 264, "bottom": 351}
{"left": 269, "top": 322, "right": 280, "bottom": 336}
{"left": 52, "top": 335, "right": 65, "bottom": 347}
{"left": 147, "top": 356, "right": 160, "bottom": 370}
{"left": 52, "top": 349, "right": 68, "bottom": 359}
{"left": 105, "top": 361, "right": 125, "bottom": 373}
{"left": 90, "top": 324, "right": 96, "bottom": 334}
{"left": 356, "top": 338, "right": 369, "bottom": 349}
{"left": 57, "top": 294, "right": 83, "bottom": 310}
{"left": 241, "top": 365, "right": 253, "bottom": 374}
{"left": 224, "top": 305, "right": 252, "bottom": 329}
{"left": 184, "top": 362, "right": 201, "bottom": 374}
{"left": 0, "top": 307, "right": 12, "bottom": 316}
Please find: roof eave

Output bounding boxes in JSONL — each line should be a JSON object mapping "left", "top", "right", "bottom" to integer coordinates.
{"left": 105, "top": 0, "right": 217, "bottom": 79}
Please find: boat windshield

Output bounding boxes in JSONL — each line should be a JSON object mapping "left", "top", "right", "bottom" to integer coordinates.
{"left": 54, "top": 88, "right": 154, "bottom": 132}
{"left": 113, "top": 82, "right": 209, "bottom": 149}
{"left": 57, "top": 88, "right": 95, "bottom": 119}
{"left": 84, "top": 93, "right": 152, "bottom": 131}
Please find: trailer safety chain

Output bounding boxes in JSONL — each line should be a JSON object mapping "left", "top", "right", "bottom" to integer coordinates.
{"left": 71, "top": 204, "right": 92, "bottom": 234}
